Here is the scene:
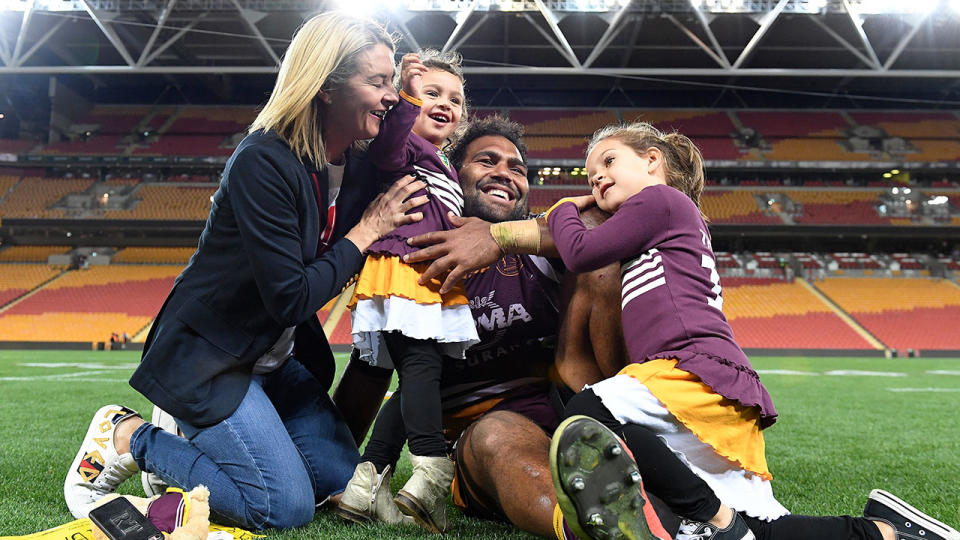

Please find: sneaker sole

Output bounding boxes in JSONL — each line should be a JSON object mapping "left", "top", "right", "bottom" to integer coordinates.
{"left": 869, "top": 489, "right": 960, "bottom": 540}
{"left": 395, "top": 490, "right": 443, "bottom": 534}
{"left": 334, "top": 502, "right": 373, "bottom": 525}
{"left": 550, "top": 415, "right": 658, "bottom": 540}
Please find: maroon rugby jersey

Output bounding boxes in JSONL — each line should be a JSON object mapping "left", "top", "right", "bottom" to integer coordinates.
{"left": 366, "top": 94, "right": 463, "bottom": 258}
{"left": 547, "top": 184, "right": 777, "bottom": 427}
{"left": 440, "top": 253, "right": 564, "bottom": 412}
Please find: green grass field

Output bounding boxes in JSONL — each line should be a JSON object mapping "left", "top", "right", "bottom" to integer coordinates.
{"left": 1, "top": 350, "right": 958, "bottom": 539}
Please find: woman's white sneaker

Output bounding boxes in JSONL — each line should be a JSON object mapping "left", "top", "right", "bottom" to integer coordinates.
{"left": 63, "top": 405, "right": 141, "bottom": 518}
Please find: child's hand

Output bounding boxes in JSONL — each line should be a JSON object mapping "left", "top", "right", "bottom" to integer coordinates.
{"left": 400, "top": 53, "right": 427, "bottom": 100}
{"left": 568, "top": 194, "right": 596, "bottom": 211}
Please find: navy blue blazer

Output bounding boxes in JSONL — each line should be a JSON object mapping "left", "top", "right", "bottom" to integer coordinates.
{"left": 131, "top": 130, "right": 379, "bottom": 426}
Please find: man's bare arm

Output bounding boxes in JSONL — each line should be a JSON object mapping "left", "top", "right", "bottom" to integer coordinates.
{"left": 404, "top": 213, "right": 559, "bottom": 293}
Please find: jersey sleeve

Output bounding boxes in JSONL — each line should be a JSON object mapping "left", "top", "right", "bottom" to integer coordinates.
{"left": 546, "top": 186, "right": 676, "bottom": 272}
{"left": 367, "top": 91, "right": 421, "bottom": 173}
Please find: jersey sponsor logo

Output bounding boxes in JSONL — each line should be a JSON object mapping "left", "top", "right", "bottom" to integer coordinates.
{"left": 475, "top": 302, "right": 533, "bottom": 332}
{"left": 413, "top": 165, "right": 463, "bottom": 216}
{"left": 620, "top": 248, "right": 665, "bottom": 309}
{"left": 469, "top": 288, "right": 534, "bottom": 343}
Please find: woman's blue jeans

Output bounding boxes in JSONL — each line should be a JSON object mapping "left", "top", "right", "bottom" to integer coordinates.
{"left": 128, "top": 358, "right": 360, "bottom": 530}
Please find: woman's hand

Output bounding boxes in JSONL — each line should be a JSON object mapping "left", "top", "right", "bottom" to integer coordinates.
{"left": 345, "top": 175, "right": 427, "bottom": 253}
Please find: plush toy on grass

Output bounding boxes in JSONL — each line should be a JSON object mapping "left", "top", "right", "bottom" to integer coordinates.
{"left": 90, "top": 485, "right": 210, "bottom": 540}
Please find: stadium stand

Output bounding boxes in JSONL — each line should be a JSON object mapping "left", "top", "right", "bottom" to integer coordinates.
{"left": 735, "top": 111, "right": 849, "bottom": 137}
{"left": 524, "top": 136, "right": 589, "bottom": 160}
{"left": 0, "top": 245, "right": 71, "bottom": 263}
{"left": 714, "top": 251, "right": 742, "bottom": 270}
{"left": 165, "top": 106, "right": 254, "bottom": 135}
{"left": 508, "top": 109, "right": 618, "bottom": 136}
{"left": 701, "top": 191, "right": 781, "bottom": 223}
{"left": 889, "top": 253, "right": 925, "bottom": 271}
{"left": 692, "top": 137, "right": 745, "bottom": 160}
{"left": 0, "top": 264, "right": 63, "bottom": 307}
{"left": 903, "top": 140, "right": 960, "bottom": 162}
{"left": 762, "top": 138, "right": 873, "bottom": 162}
{"left": 326, "top": 309, "right": 353, "bottom": 345}
{"left": 108, "top": 184, "right": 215, "bottom": 220}
{"left": 0, "top": 139, "right": 39, "bottom": 154}
{"left": 111, "top": 247, "right": 195, "bottom": 264}
{"left": 829, "top": 252, "right": 884, "bottom": 271}
{"left": 0, "top": 177, "right": 95, "bottom": 218}
{"left": 133, "top": 135, "right": 233, "bottom": 157}
{"left": 0, "top": 174, "right": 21, "bottom": 199}
{"left": 0, "top": 265, "right": 181, "bottom": 342}
{"left": 815, "top": 277, "right": 960, "bottom": 351}
{"left": 793, "top": 252, "right": 825, "bottom": 269}
{"left": 785, "top": 190, "right": 890, "bottom": 225}
{"left": 623, "top": 110, "right": 734, "bottom": 136}
{"left": 38, "top": 135, "right": 125, "bottom": 156}
{"left": 722, "top": 277, "right": 874, "bottom": 349}
{"left": 77, "top": 105, "right": 150, "bottom": 135}
{"left": 846, "top": 112, "right": 960, "bottom": 138}
{"left": 528, "top": 186, "right": 589, "bottom": 214}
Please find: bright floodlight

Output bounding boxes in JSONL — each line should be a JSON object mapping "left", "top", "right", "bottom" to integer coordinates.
{"left": 0, "top": 0, "right": 24, "bottom": 11}
{"left": 335, "top": 0, "right": 382, "bottom": 18}
{"left": 858, "top": 0, "right": 937, "bottom": 13}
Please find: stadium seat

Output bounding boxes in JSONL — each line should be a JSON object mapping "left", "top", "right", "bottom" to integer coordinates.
{"left": 0, "top": 265, "right": 181, "bottom": 342}
{"left": 722, "top": 277, "right": 874, "bottom": 349}
{"left": 815, "top": 278, "right": 960, "bottom": 350}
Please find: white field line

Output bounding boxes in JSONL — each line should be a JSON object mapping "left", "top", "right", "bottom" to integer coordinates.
{"left": 3, "top": 377, "right": 130, "bottom": 383}
{"left": 20, "top": 362, "right": 138, "bottom": 370}
{"left": 0, "top": 370, "right": 128, "bottom": 382}
{"left": 887, "top": 388, "right": 960, "bottom": 392}
{"left": 926, "top": 370, "right": 960, "bottom": 376}
{"left": 756, "top": 369, "right": 820, "bottom": 376}
{"left": 757, "top": 369, "right": 907, "bottom": 377}
{"left": 824, "top": 370, "right": 906, "bottom": 377}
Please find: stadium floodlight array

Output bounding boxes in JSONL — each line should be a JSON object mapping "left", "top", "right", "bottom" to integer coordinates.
{"left": 0, "top": 0, "right": 946, "bottom": 12}
{"left": 691, "top": 0, "right": 940, "bottom": 13}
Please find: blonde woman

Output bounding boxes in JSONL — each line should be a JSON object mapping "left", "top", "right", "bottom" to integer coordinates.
{"left": 63, "top": 12, "right": 427, "bottom": 530}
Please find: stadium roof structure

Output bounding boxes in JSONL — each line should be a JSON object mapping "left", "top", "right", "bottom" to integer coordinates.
{"left": 2, "top": 0, "right": 960, "bottom": 107}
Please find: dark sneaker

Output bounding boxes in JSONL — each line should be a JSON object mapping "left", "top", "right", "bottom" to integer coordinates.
{"left": 549, "top": 415, "right": 671, "bottom": 540}
{"left": 677, "top": 514, "right": 756, "bottom": 540}
{"left": 864, "top": 489, "right": 959, "bottom": 540}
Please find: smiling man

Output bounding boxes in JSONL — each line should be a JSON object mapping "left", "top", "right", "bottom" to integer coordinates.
{"left": 406, "top": 116, "right": 647, "bottom": 538}
{"left": 333, "top": 116, "right": 655, "bottom": 538}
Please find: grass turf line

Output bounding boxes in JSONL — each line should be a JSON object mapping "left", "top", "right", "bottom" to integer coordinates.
{"left": 1, "top": 351, "right": 958, "bottom": 538}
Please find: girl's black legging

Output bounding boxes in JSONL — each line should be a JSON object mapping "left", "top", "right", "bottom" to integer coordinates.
{"left": 361, "top": 332, "right": 448, "bottom": 471}
{"left": 564, "top": 389, "right": 883, "bottom": 540}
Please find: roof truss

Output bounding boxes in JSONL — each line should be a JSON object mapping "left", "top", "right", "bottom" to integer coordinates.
{"left": 1, "top": 0, "right": 959, "bottom": 81}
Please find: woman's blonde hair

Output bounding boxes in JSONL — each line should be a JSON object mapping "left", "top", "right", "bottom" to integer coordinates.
{"left": 250, "top": 12, "right": 396, "bottom": 167}
{"left": 587, "top": 121, "right": 708, "bottom": 220}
